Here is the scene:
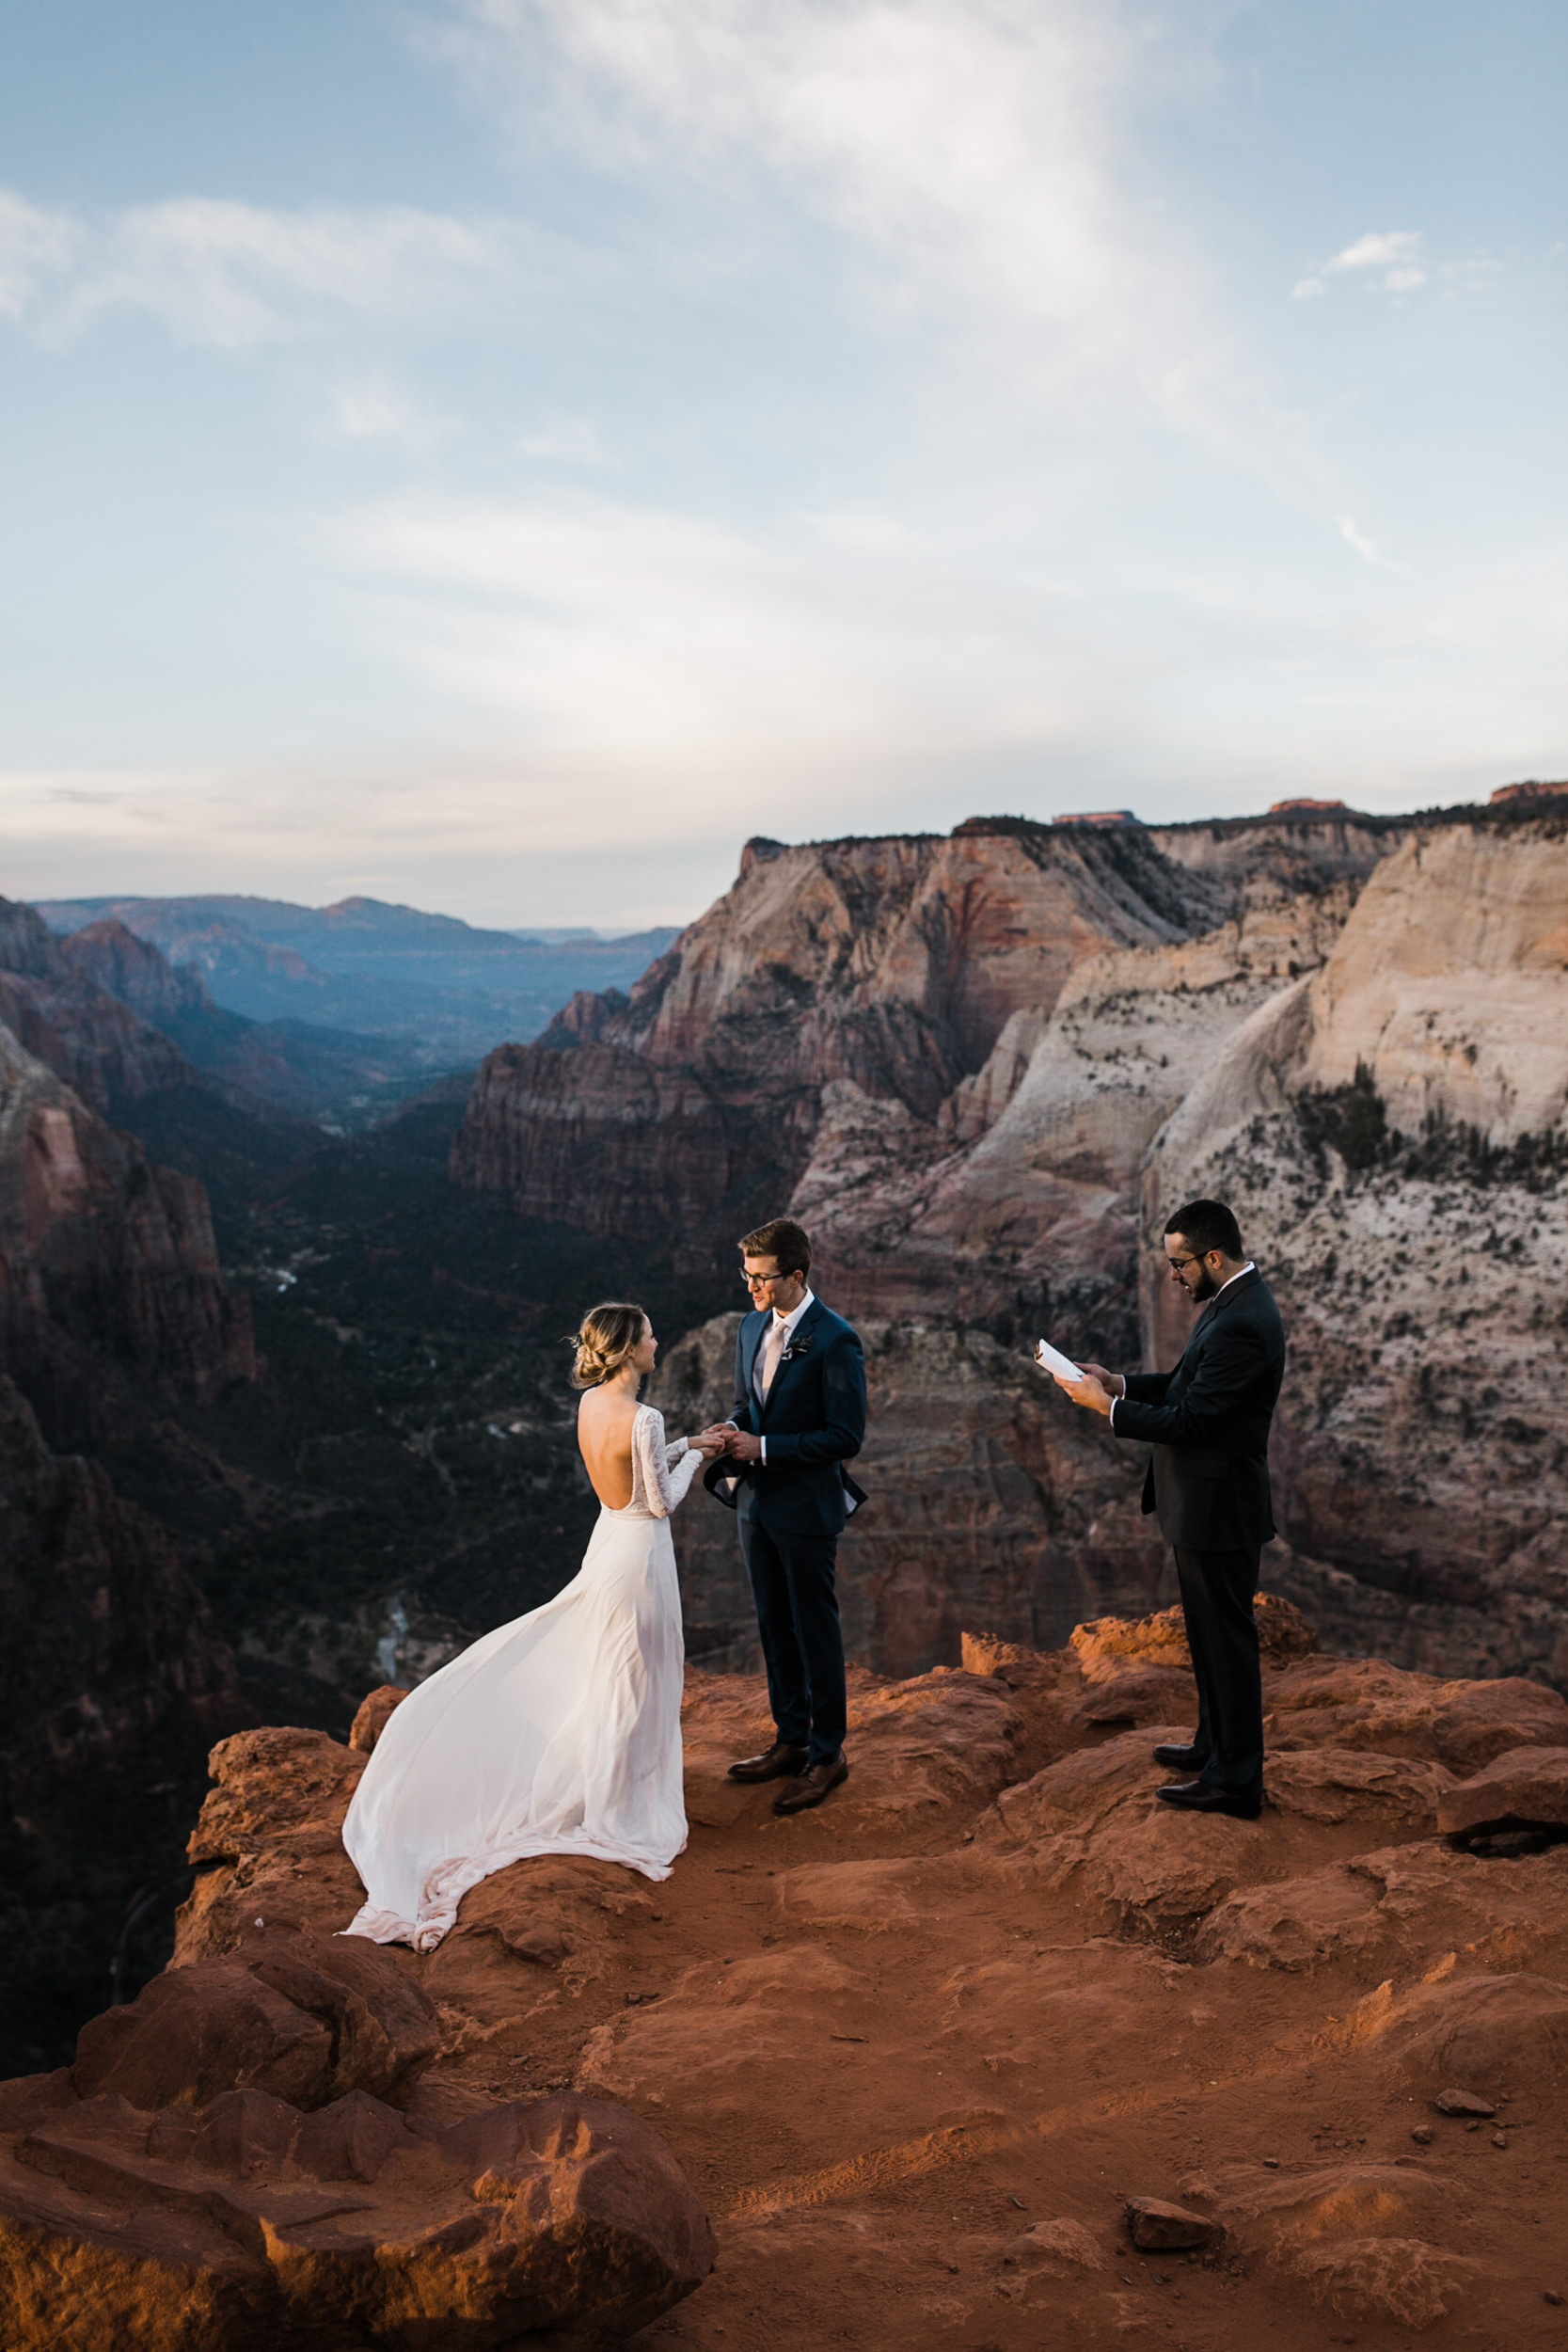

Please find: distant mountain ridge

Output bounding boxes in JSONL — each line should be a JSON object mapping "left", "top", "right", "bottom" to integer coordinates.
{"left": 36, "top": 894, "right": 681, "bottom": 1061}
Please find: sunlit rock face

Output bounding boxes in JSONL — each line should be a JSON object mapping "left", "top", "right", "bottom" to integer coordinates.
{"left": 449, "top": 821, "right": 1235, "bottom": 1271}
{"left": 1139, "top": 818, "right": 1568, "bottom": 1687}
{"left": 454, "top": 807, "right": 1567, "bottom": 1685}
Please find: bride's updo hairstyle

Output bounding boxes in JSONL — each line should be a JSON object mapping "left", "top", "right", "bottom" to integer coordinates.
{"left": 570, "top": 1302, "right": 648, "bottom": 1389}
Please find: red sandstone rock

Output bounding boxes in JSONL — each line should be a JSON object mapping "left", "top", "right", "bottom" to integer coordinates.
{"left": 1069, "top": 1590, "right": 1316, "bottom": 1684}
{"left": 1265, "top": 1746, "right": 1454, "bottom": 1828}
{"left": 1269, "top": 1658, "right": 1568, "bottom": 1776}
{"left": 8, "top": 1614, "right": 1567, "bottom": 2348}
{"left": 1126, "top": 2195, "right": 1216, "bottom": 2249}
{"left": 74, "top": 1926, "right": 439, "bottom": 2112}
{"left": 1434, "top": 2086, "right": 1496, "bottom": 2116}
{"left": 349, "top": 1683, "right": 410, "bottom": 1752}
{"left": 1436, "top": 1744, "right": 1568, "bottom": 1836}
{"left": 1365, "top": 1971, "right": 1568, "bottom": 2090}
{"left": 0, "top": 2087, "right": 713, "bottom": 2349}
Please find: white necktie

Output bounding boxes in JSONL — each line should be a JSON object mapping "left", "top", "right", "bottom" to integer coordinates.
{"left": 758, "top": 1316, "right": 788, "bottom": 1400}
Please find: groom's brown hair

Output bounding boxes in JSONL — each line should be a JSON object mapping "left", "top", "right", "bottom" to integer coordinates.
{"left": 738, "top": 1217, "right": 811, "bottom": 1279}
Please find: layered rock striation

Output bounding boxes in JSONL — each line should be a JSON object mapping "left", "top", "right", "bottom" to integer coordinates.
{"left": 450, "top": 821, "right": 1248, "bottom": 1268}
{"left": 458, "top": 802, "right": 1566, "bottom": 1686}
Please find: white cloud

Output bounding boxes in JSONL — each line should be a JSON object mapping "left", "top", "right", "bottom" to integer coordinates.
{"left": 0, "top": 191, "right": 554, "bottom": 349}
{"left": 325, "top": 377, "right": 456, "bottom": 451}
{"left": 432, "top": 1, "right": 1211, "bottom": 418}
{"left": 1306, "top": 228, "right": 1430, "bottom": 296}
{"left": 1338, "top": 515, "right": 1389, "bottom": 568}
{"left": 326, "top": 490, "right": 1105, "bottom": 797}
{"left": 0, "top": 190, "right": 79, "bottom": 317}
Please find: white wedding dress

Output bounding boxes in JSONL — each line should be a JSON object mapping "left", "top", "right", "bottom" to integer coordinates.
{"left": 341, "top": 1406, "right": 703, "bottom": 1952}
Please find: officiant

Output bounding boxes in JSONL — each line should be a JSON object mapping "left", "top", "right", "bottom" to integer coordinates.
{"left": 1050, "top": 1198, "right": 1286, "bottom": 1820}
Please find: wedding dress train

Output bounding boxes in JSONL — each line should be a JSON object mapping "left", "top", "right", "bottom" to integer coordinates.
{"left": 341, "top": 1405, "right": 702, "bottom": 1951}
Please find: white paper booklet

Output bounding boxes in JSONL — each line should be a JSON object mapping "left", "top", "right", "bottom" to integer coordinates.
{"left": 1035, "top": 1338, "right": 1083, "bottom": 1381}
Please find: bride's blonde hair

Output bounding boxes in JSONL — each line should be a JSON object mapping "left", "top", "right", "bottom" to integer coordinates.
{"left": 570, "top": 1302, "right": 648, "bottom": 1389}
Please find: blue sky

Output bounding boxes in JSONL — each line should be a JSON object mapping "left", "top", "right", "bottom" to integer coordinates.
{"left": 1, "top": 0, "right": 1562, "bottom": 927}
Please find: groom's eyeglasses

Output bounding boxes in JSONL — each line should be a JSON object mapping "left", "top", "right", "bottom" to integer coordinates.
{"left": 742, "top": 1270, "right": 784, "bottom": 1292}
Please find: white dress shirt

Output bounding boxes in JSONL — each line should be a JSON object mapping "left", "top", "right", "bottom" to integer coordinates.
{"left": 1107, "top": 1263, "right": 1255, "bottom": 1431}
{"left": 754, "top": 1286, "right": 815, "bottom": 1464}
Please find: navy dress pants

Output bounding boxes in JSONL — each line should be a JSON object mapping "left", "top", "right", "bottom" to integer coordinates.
{"left": 738, "top": 1514, "right": 847, "bottom": 1768}
{"left": 1171, "top": 1544, "right": 1265, "bottom": 1802}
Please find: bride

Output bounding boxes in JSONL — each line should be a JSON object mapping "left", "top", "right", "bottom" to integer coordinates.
{"left": 341, "top": 1303, "right": 723, "bottom": 1952}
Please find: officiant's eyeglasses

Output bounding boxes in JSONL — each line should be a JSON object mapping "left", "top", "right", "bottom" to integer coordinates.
{"left": 1164, "top": 1251, "right": 1200, "bottom": 1271}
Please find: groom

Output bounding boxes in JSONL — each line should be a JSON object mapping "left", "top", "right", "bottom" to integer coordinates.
{"left": 705, "top": 1216, "right": 866, "bottom": 1815}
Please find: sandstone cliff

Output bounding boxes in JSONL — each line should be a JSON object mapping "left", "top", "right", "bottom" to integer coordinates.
{"left": 450, "top": 821, "right": 1242, "bottom": 1267}
{"left": 0, "top": 1018, "right": 257, "bottom": 1444}
{"left": 5, "top": 1618, "right": 1564, "bottom": 2348}
{"left": 0, "top": 1375, "right": 244, "bottom": 1806}
{"left": 0, "top": 899, "right": 196, "bottom": 1116}
{"left": 453, "top": 802, "right": 1566, "bottom": 1689}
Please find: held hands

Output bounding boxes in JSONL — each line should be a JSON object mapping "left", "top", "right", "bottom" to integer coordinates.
{"left": 689, "top": 1420, "right": 763, "bottom": 1464}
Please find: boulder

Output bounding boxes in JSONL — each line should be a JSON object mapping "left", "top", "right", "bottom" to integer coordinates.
{"left": 1126, "top": 2196, "right": 1216, "bottom": 2250}
{"left": 0, "top": 2087, "right": 714, "bottom": 2349}
{"left": 1437, "top": 1745, "right": 1568, "bottom": 1837}
{"left": 177, "top": 1724, "right": 369, "bottom": 1960}
{"left": 72, "top": 1926, "right": 439, "bottom": 2113}
{"left": 348, "top": 1683, "right": 409, "bottom": 1753}
{"left": 1433, "top": 2087, "right": 1495, "bottom": 2117}
{"left": 1268, "top": 1660, "right": 1568, "bottom": 1776}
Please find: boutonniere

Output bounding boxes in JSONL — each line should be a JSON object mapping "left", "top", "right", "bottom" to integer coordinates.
{"left": 782, "top": 1334, "right": 814, "bottom": 1362}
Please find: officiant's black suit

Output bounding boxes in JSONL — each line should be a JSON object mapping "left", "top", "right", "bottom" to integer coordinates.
{"left": 705, "top": 1298, "right": 866, "bottom": 1767}
{"left": 1111, "top": 1266, "right": 1286, "bottom": 1803}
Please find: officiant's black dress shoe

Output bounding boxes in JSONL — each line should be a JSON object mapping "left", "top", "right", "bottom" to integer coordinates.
{"left": 1156, "top": 1779, "right": 1261, "bottom": 1821}
{"left": 727, "top": 1741, "right": 810, "bottom": 1784}
{"left": 1152, "top": 1742, "right": 1210, "bottom": 1772}
{"left": 772, "top": 1752, "right": 848, "bottom": 1815}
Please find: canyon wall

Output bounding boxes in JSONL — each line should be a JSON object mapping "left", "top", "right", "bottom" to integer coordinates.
{"left": 453, "top": 804, "right": 1567, "bottom": 1685}
{"left": 0, "top": 1375, "right": 244, "bottom": 1805}
{"left": 455, "top": 809, "right": 1523, "bottom": 1675}
{"left": 0, "top": 901, "right": 197, "bottom": 1117}
{"left": 449, "top": 821, "right": 1244, "bottom": 1273}
{"left": 0, "top": 1019, "right": 257, "bottom": 1446}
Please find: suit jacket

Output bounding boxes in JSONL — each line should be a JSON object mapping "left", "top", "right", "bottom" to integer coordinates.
{"left": 704, "top": 1297, "right": 867, "bottom": 1537}
{"left": 1112, "top": 1265, "right": 1285, "bottom": 1553}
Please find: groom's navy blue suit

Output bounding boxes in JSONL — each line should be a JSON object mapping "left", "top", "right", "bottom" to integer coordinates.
{"left": 705, "top": 1296, "right": 866, "bottom": 1767}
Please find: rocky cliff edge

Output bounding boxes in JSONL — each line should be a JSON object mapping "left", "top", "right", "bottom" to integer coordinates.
{"left": 3, "top": 1604, "right": 1565, "bottom": 2348}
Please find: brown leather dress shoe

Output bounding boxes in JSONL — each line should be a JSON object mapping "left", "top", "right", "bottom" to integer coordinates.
{"left": 772, "top": 1752, "right": 848, "bottom": 1815}
{"left": 727, "top": 1741, "right": 810, "bottom": 1784}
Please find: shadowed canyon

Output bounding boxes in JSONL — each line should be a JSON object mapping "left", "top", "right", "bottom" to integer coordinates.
{"left": 1, "top": 787, "right": 1565, "bottom": 2344}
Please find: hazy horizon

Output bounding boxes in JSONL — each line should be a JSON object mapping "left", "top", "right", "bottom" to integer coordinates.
{"left": 3, "top": 0, "right": 1563, "bottom": 929}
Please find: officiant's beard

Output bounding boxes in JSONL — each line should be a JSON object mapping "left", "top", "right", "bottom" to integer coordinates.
{"left": 1188, "top": 1263, "right": 1220, "bottom": 1302}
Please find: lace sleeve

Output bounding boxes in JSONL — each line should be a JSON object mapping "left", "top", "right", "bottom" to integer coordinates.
{"left": 636, "top": 1407, "right": 705, "bottom": 1519}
